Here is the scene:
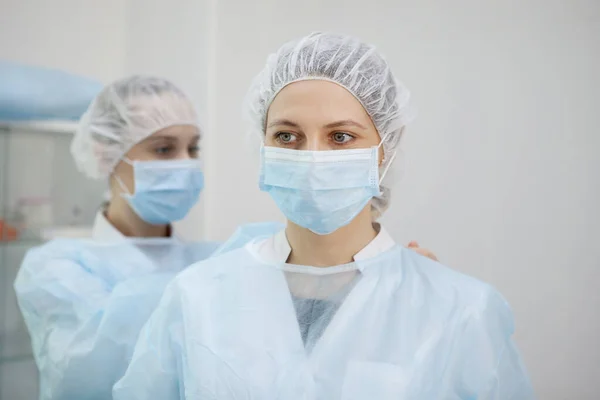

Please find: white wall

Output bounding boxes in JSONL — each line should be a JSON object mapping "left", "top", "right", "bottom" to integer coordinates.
{"left": 204, "top": 0, "right": 600, "bottom": 398}
{"left": 0, "top": 0, "right": 129, "bottom": 82}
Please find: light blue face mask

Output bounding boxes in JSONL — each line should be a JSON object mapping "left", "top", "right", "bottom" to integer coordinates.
{"left": 259, "top": 145, "right": 389, "bottom": 235}
{"left": 117, "top": 158, "right": 204, "bottom": 225}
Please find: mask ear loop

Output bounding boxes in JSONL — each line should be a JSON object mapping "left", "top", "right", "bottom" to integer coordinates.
{"left": 376, "top": 135, "right": 398, "bottom": 184}
{"left": 379, "top": 150, "right": 398, "bottom": 184}
{"left": 114, "top": 157, "right": 135, "bottom": 197}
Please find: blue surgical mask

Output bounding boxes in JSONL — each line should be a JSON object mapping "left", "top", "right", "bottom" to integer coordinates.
{"left": 259, "top": 146, "right": 383, "bottom": 235}
{"left": 117, "top": 158, "right": 204, "bottom": 225}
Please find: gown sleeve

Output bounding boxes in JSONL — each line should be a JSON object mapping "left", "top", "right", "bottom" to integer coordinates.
{"left": 14, "top": 245, "right": 176, "bottom": 400}
{"left": 457, "top": 286, "right": 536, "bottom": 399}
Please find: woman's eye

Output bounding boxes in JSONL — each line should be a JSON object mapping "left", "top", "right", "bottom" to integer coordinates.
{"left": 332, "top": 132, "right": 353, "bottom": 144}
{"left": 155, "top": 146, "right": 173, "bottom": 154}
{"left": 276, "top": 132, "right": 297, "bottom": 144}
{"left": 189, "top": 145, "right": 200, "bottom": 154}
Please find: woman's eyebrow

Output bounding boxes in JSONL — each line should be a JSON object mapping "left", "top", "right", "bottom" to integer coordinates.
{"left": 146, "top": 135, "right": 177, "bottom": 142}
{"left": 324, "top": 120, "right": 367, "bottom": 130}
{"left": 267, "top": 119, "right": 301, "bottom": 129}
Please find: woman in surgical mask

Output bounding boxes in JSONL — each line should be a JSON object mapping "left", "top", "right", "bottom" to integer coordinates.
{"left": 114, "top": 33, "right": 534, "bottom": 399}
{"left": 76, "top": 75, "right": 206, "bottom": 237}
{"left": 13, "top": 76, "right": 283, "bottom": 400}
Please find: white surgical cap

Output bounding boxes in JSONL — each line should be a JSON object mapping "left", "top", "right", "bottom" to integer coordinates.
{"left": 244, "top": 32, "right": 415, "bottom": 217}
{"left": 71, "top": 75, "right": 199, "bottom": 180}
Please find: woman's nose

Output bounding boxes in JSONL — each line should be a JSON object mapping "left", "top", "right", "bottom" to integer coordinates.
{"left": 301, "top": 135, "right": 328, "bottom": 151}
{"left": 175, "top": 151, "right": 193, "bottom": 160}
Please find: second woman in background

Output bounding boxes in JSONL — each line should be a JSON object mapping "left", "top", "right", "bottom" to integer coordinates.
{"left": 14, "top": 76, "right": 281, "bottom": 400}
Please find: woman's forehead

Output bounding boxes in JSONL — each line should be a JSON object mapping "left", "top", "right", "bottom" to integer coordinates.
{"left": 144, "top": 125, "right": 200, "bottom": 142}
{"left": 267, "top": 80, "right": 373, "bottom": 127}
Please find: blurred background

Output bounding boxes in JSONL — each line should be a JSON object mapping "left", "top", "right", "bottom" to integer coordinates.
{"left": 0, "top": 0, "right": 598, "bottom": 398}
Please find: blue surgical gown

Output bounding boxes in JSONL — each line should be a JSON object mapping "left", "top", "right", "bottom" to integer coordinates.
{"left": 14, "top": 221, "right": 283, "bottom": 400}
{"left": 114, "top": 238, "right": 534, "bottom": 399}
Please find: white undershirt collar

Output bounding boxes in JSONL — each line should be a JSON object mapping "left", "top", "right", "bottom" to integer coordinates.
{"left": 256, "top": 223, "right": 396, "bottom": 264}
{"left": 91, "top": 211, "right": 179, "bottom": 241}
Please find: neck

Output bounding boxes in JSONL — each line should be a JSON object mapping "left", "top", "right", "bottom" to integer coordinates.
{"left": 285, "top": 205, "right": 377, "bottom": 267}
{"left": 105, "top": 198, "right": 170, "bottom": 238}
